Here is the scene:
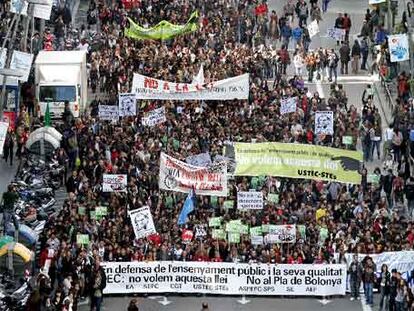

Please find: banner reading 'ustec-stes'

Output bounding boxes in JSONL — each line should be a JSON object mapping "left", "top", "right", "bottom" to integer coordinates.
{"left": 234, "top": 142, "right": 362, "bottom": 184}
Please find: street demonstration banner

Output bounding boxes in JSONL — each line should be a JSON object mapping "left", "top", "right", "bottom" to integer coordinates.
{"left": 125, "top": 11, "right": 198, "bottom": 41}
{"left": 237, "top": 191, "right": 263, "bottom": 210}
{"left": 128, "top": 206, "right": 156, "bottom": 239}
{"left": 186, "top": 153, "right": 212, "bottom": 167}
{"left": 118, "top": 93, "right": 136, "bottom": 117}
{"left": 264, "top": 225, "right": 296, "bottom": 244}
{"left": 102, "top": 261, "right": 347, "bottom": 296}
{"left": 159, "top": 153, "right": 227, "bottom": 196}
{"left": 102, "top": 174, "right": 127, "bottom": 192}
{"left": 99, "top": 105, "right": 118, "bottom": 121}
{"left": 338, "top": 251, "right": 414, "bottom": 276}
{"left": 388, "top": 34, "right": 409, "bottom": 63}
{"left": 132, "top": 73, "right": 249, "bottom": 100}
{"left": 142, "top": 107, "right": 166, "bottom": 127}
{"left": 234, "top": 142, "right": 362, "bottom": 184}
{"left": 327, "top": 28, "right": 345, "bottom": 41}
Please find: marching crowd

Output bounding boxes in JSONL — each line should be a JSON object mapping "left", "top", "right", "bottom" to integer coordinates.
{"left": 0, "top": 0, "right": 414, "bottom": 310}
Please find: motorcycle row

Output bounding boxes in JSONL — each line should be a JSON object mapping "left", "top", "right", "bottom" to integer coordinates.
{"left": 0, "top": 153, "right": 66, "bottom": 310}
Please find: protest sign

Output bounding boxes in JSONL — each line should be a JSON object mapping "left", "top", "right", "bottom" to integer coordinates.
{"left": 367, "top": 174, "right": 380, "bottom": 184}
{"left": 234, "top": 142, "right": 362, "bottom": 184}
{"left": 315, "top": 111, "right": 334, "bottom": 135}
{"left": 76, "top": 234, "right": 90, "bottom": 245}
{"left": 132, "top": 73, "right": 249, "bottom": 100}
{"left": 186, "top": 153, "right": 212, "bottom": 167}
{"left": 226, "top": 220, "right": 242, "bottom": 233}
{"left": 0, "top": 122, "right": 8, "bottom": 156}
{"left": 388, "top": 34, "right": 409, "bottom": 63}
{"left": 267, "top": 193, "right": 279, "bottom": 204}
{"left": 10, "top": 51, "right": 33, "bottom": 82}
{"left": 103, "top": 261, "right": 347, "bottom": 296}
{"left": 239, "top": 224, "right": 249, "bottom": 235}
{"left": 128, "top": 206, "right": 156, "bottom": 239}
{"left": 102, "top": 174, "right": 127, "bottom": 192}
{"left": 326, "top": 28, "right": 345, "bottom": 41}
{"left": 118, "top": 93, "right": 137, "bottom": 117}
{"left": 228, "top": 232, "right": 240, "bottom": 243}
{"left": 96, "top": 206, "right": 108, "bottom": 217}
{"left": 209, "top": 217, "right": 222, "bottom": 227}
{"left": 307, "top": 20, "right": 319, "bottom": 38}
{"left": 159, "top": 152, "right": 227, "bottom": 196}
{"left": 250, "top": 226, "right": 263, "bottom": 236}
{"left": 78, "top": 206, "right": 86, "bottom": 216}
{"left": 142, "top": 107, "right": 166, "bottom": 126}
{"left": 342, "top": 136, "right": 353, "bottom": 145}
{"left": 369, "top": 0, "right": 386, "bottom": 4}
{"left": 251, "top": 235, "right": 264, "bottom": 245}
{"left": 298, "top": 225, "right": 306, "bottom": 239}
{"left": 181, "top": 229, "right": 194, "bottom": 242}
{"left": 280, "top": 97, "right": 297, "bottom": 115}
{"left": 194, "top": 225, "right": 207, "bottom": 239}
{"left": 237, "top": 191, "right": 263, "bottom": 210}
{"left": 212, "top": 229, "right": 226, "bottom": 240}
{"left": 265, "top": 225, "right": 296, "bottom": 243}
{"left": 10, "top": 0, "right": 52, "bottom": 19}
{"left": 223, "top": 200, "right": 234, "bottom": 209}
{"left": 99, "top": 105, "right": 119, "bottom": 121}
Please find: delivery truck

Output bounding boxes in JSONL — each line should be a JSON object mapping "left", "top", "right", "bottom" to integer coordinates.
{"left": 35, "top": 50, "right": 87, "bottom": 118}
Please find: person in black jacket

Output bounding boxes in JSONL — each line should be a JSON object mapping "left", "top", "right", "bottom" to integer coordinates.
{"left": 349, "top": 254, "right": 363, "bottom": 300}
{"left": 90, "top": 258, "right": 107, "bottom": 311}
{"left": 379, "top": 264, "right": 391, "bottom": 311}
{"left": 389, "top": 269, "right": 399, "bottom": 311}
{"left": 2, "top": 128, "right": 14, "bottom": 166}
{"left": 351, "top": 40, "right": 361, "bottom": 74}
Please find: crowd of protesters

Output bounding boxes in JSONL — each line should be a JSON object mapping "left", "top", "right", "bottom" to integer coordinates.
{"left": 0, "top": 0, "right": 414, "bottom": 310}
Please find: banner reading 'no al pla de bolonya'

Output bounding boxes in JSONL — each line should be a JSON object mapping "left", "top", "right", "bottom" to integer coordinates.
{"left": 131, "top": 73, "right": 249, "bottom": 101}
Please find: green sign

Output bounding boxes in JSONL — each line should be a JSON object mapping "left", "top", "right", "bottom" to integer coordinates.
{"left": 239, "top": 224, "right": 249, "bottom": 235}
{"left": 267, "top": 193, "right": 279, "bottom": 204}
{"left": 226, "top": 220, "right": 241, "bottom": 232}
{"left": 78, "top": 206, "right": 86, "bottom": 216}
{"left": 90, "top": 211, "right": 96, "bottom": 220}
{"left": 96, "top": 206, "right": 108, "bottom": 217}
{"left": 298, "top": 225, "right": 306, "bottom": 238}
{"left": 250, "top": 226, "right": 263, "bottom": 236}
{"left": 342, "top": 136, "right": 353, "bottom": 145}
{"left": 228, "top": 232, "right": 240, "bottom": 244}
{"left": 319, "top": 227, "right": 329, "bottom": 243}
{"left": 210, "top": 196, "right": 218, "bottom": 208}
{"left": 367, "top": 174, "right": 380, "bottom": 184}
{"left": 212, "top": 229, "right": 226, "bottom": 240}
{"left": 262, "top": 224, "right": 269, "bottom": 233}
{"left": 209, "top": 217, "right": 222, "bottom": 227}
{"left": 76, "top": 234, "right": 90, "bottom": 245}
{"left": 223, "top": 200, "right": 234, "bottom": 209}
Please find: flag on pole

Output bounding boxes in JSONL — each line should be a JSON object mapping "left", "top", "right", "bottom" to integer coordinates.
{"left": 44, "top": 102, "right": 51, "bottom": 127}
{"left": 178, "top": 188, "right": 196, "bottom": 225}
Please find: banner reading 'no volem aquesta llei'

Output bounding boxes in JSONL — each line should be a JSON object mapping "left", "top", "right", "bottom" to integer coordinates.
{"left": 234, "top": 142, "right": 362, "bottom": 184}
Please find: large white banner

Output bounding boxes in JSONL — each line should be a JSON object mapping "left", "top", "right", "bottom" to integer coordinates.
{"left": 369, "top": 0, "right": 386, "bottom": 4}
{"left": 102, "top": 174, "right": 127, "bottom": 192}
{"left": 118, "top": 93, "right": 136, "bottom": 117}
{"left": 237, "top": 191, "right": 263, "bottom": 210}
{"left": 99, "top": 105, "right": 119, "bottom": 121}
{"left": 103, "top": 261, "right": 347, "bottom": 296}
{"left": 265, "top": 225, "right": 296, "bottom": 244}
{"left": 159, "top": 153, "right": 227, "bottom": 196}
{"left": 0, "top": 122, "right": 9, "bottom": 156}
{"left": 280, "top": 97, "right": 297, "bottom": 115}
{"left": 132, "top": 73, "right": 249, "bottom": 100}
{"left": 388, "top": 34, "right": 410, "bottom": 63}
{"left": 10, "top": 0, "right": 52, "bottom": 19}
{"left": 340, "top": 251, "right": 414, "bottom": 276}
{"left": 142, "top": 107, "right": 166, "bottom": 127}
{"left": 315, "top": 111, "right": 334, "bottom": 135}
{"left": 10, "top": 51, "right": 33, "bottom": 82}
{"left": 128, "top": 206, "right": 156, "bottom": 239}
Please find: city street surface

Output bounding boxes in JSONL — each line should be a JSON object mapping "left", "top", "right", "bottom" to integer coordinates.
{"left": 75, "top": 0, "right": 401, "bottom": 310}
